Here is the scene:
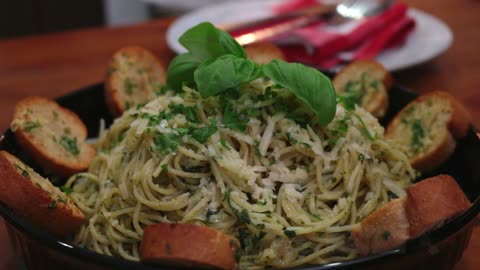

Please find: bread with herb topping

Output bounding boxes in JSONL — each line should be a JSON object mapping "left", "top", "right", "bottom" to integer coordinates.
{"left": 140, "top": 223, "right": 239, "bottom": 270}
{"left": 333, "top": 60, "right": 393, "bottom": 118}
{"left": 351, "top": 197, "right": 410, "bottom": 256}
{"left": 0, "top": 151, "right": 85, "bottom": 237}
{"left": 385, "top": 91, "right": 471, "bottom": 172}
{"left": 105, "top": 46, "right": 167, "bottom": 116}
{"left": 352, "top": 174, "right": 470, "bottom": 256}
{"left": 11, "top": 96, "right": 95, "bottom": 177}
{"left": 245, "top": 42, "right": 286, "bottom": 64}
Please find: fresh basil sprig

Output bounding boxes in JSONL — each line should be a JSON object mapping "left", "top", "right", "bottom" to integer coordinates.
{"left": 179, "top": 22, "right": 246, "bottom": 60}
{"left": 167, "top": 22, "right": 247, "bottom": 89}
{"left": 194, "top": 55, "right": 262, "bottom": 98}
{"left": 166, "top": 22, "right": 337, "bottom": 126}
{"left": 262, "top": 60, "right": 336, "bottom": 126}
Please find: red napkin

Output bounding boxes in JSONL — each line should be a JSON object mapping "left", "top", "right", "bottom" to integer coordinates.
{"left": 271, "top": 0, "right": 416, "bottom": 69}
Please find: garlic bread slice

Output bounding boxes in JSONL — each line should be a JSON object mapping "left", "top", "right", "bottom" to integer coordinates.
{"left": 141, "top": 223, "right": 239, "bottom": 270}
{"left": 333, "top": 60, "right": 393, "bottom": 118}
{"left": 11, "top": 96, "right": 95, "bottom": 177}
{"left": 386, "top": 91, "right": 471, "bottom": 172}
{"left": 105, "top": 46, "right": 167, "bottom": 116}
{"left": 0, "top": 151, "right": 85, "bottom": 237}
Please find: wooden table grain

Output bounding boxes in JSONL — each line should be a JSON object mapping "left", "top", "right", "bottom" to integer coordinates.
{"left": 0, "top": 0, "right": 479, "bottom": 269}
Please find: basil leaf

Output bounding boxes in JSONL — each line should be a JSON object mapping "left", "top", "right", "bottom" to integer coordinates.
{"left": 167, "top": 52, "right": 201, "bottom": 90}
{"left": 179, "top": 22, "right": 246, "bottom": 60}
{"left": 194, "top": 54, "right": 262, "bottom": 98}
{"left": 262, "top": 60, "right": 336, "bottom": 126}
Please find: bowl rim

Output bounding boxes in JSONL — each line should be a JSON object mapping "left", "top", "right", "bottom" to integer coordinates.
{"left": 0, "top": 83, "right": 479, "bottom": 270}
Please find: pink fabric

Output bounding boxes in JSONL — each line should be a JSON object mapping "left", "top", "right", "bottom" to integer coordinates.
{"left": 270, "top": 1, "right": 416, "bottom": 69}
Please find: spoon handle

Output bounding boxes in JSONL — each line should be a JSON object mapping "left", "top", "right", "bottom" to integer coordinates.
{"left": 222, "top": 4, "right": 337, "bottom": 46}
{"left": 220, "top": 4, "right": 337, "bottom": 32}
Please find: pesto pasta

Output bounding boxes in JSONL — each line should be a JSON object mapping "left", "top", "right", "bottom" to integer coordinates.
{"left": 67, "top": 79, "right": 415, "bottom": 269}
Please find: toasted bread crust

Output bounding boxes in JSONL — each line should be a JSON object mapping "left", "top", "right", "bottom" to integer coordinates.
{"left": 385, "top": 91, "right": 471, "bottom": 173}
{"left": 351, "top": 198, "right": 410, "bottom": 256}
{"left": 352, "top": 175, "right": 471, "bottom": 255}
{"left": 105, "top": 46, "right": 167, "bottom": 116}
{"left": 140, "top": 223, "right": 238, "bottom": 270}
{"left": 12, "top": 96, "right": 95, "bottom": 177}
{"left": 245, "top": 42, "right": 286, "bottom": 64}
{"left": 406, "top": 175, "right": 471, "bottom": 238}
{"left": 333, "top": 60, "right": 393, "bottom": 118}
{"left": 0, "top": 151, "right": 85, "bottom": 237}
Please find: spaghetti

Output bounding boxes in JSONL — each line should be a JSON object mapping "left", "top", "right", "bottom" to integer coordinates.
{"left": 67, "top": 80, "right": 415, "bottom": 269}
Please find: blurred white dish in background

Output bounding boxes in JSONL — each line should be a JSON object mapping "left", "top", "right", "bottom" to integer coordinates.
{"left": 166, "top": 0, "right": 453, "bottom": 72}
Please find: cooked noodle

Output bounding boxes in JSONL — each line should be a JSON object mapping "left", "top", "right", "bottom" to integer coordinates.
{"left": 67, "top": 80, "right": 415, "bottom": 269}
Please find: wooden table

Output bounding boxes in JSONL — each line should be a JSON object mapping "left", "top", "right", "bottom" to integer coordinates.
{"left": 0, "top": 0, "right": 479, "bottom": 269}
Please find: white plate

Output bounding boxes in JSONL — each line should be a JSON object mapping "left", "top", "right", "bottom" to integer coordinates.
{"left": 166, "top": 0, "right": 453, "bottom": 72}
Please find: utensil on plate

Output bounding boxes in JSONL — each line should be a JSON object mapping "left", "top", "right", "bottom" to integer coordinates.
{"left": 229, "top": 0, "right": 394, "bottom": 46}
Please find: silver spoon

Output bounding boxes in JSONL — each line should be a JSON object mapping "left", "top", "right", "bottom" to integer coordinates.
{"left": 227, "top": 0, "right": 394, "bottom": 46}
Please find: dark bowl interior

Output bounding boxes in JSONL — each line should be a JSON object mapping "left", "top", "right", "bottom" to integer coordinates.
{"left": 0, "top": 83, "right": 479, "bottom": 270}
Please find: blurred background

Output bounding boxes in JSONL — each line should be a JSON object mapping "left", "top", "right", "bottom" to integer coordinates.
{"left": 0, "top": 0, "right": 224, "bottom": 38}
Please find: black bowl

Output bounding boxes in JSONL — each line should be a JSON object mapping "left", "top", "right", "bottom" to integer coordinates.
{"left": 1, "top": 84, "right": 479, "bottom": 270}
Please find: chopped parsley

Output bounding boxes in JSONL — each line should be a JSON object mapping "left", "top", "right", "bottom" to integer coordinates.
{"left": 161, "top": 164, "right": 168, "bottom": 172}
{"left": 411, "top": 119, "right": 425, "bottom": 153}
{"left": 124, "top": 77, "right": 136, "bottom": 95}
{"left": 14, "top": 164, "right": 30, "bottom": 179}
{"left": 60, "top": 135, "right": 80, "bottom": 155}
{"left": 238, "top": 228, "right": 263, "bottom": 255}
{"left": 220, "top": 139, "right": 231, "bottom": 149}
{"left": 153, "top": 133, "right": 180, "bottom": 154}
{"left": 191, "top": 119, "right": 218, "bottom": 143}
{"left": 225, "top": 191, "right": 251, "bottom": 224}
{"left": 170, "top": 103, "right": 200, "bottom": 123}
{"left": 354, "top": 114, "right": 374, "bottom": 141}
{"left": 382, "top": 230, "right": 391, "bottom": 240}
{"left": 60, "top": 186, "right": 73, "bottom": 195}
{"left": 23, "top": 120, "right": 41, "bottom": 132}
{"left": 222, "top": 102, "right": 248, "bottom": 132}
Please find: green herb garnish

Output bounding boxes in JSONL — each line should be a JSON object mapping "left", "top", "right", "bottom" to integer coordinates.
{"left": 153, "top": 133, "right": 181, "bottom": 154}
{"left": 411, "top": 119, "right": 425, "bottom": 152}
{"left": 23, "top": 121, "right": 41, "bottom": 132}
{"left": 60, "top": 186, "right": 73, "bottom": 195}
{"left": 14, "top": 164, "right": 30, "bottom": 179}
{"left": 191, "top": 119, "right": 218, "bottom": 143}
{"left": 262, "top": 60, "right": 336, "bottom": 126}
{"left": 60, "top": 135, "right": 80, "bottom": 155}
